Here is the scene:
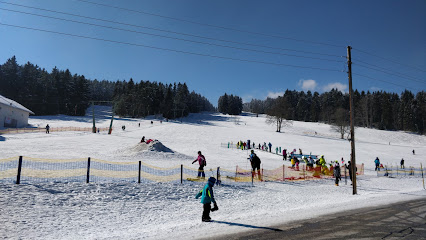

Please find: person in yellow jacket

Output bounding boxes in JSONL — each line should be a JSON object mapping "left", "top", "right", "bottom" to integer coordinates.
{"left": 319, "top": 155, "right": 326, "bottom": 166}
{"left": 291, "top": 156, "right": 296, "bottom": 167}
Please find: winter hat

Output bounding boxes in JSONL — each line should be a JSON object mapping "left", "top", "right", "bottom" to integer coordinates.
{"left": 208, "top": 177, "right": 216, "bottom": 185}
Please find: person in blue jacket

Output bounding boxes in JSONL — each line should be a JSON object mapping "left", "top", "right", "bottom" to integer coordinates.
{"left": 195, "top": 177, "right": 218, "bottom": 222}
{"left": 374, "top": 157, "right": 380, "bottom": 171}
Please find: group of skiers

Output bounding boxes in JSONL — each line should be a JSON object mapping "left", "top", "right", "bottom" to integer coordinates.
{"left": 375, "top": 155, "right": 411, "bottom": 171}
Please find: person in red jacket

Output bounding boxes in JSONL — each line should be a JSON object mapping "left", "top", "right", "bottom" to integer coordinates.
{"left": 192, "top": 151, "right": 206, "bottom": 179}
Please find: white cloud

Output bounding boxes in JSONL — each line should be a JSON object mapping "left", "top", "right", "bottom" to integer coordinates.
{"left": 298, "top": 79, "right": 317, "bottom": 91}
{"left": 369, "top": 87, "right": 381, "bottom": 92}
{"left": 266, "top": 91, "right": 284, "bottom": 99}
{"left": 322, "top": 82, "right": 348, "bottom": 93}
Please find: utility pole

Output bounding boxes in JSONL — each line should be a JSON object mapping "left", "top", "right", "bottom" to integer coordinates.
{"left": 347, "top": 46, "right": 357, "bottom": 195}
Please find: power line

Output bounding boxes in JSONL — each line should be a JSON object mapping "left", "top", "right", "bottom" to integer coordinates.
{"left": 352, "top": 73, "right": 417, "bottom": 91}
{"left": 76, "top": 0, "right": 346, "bottom": 48}
{"left": 353, "top": 48, "right": 426, "bottom": 74}
{"left": 0, "top": 22, "right": 344, "bottom": 72}
{"left": 0, "top": 7, "right": 345, "bottom": 63}
{"left": 353, "top": 62, "right": 426, "bottom": 85}
{"left": 0, "top": 1, "right": 344, "bottom": 58}
{"left": 353, "top": 58, "right": 425, "bottom": 83}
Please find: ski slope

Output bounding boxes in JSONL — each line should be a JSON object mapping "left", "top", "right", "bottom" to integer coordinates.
{"left": 1, "top": 107, "right": 425, "bottom": 239}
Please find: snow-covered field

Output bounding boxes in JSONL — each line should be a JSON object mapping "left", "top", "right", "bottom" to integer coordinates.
{"left": 1, "top": 107, "right": 425, "bottom": 239}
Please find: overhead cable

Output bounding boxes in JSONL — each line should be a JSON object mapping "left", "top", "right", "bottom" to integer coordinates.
{"left": 0, "top": 22, "right": 344, "bottom": 72}
{"left": 0, "top": 1, "right": 344, "bottom": 58}
{"left": 353, "top": 48, "right": 426, "bottom": 74}
{"left": 353, "top": 59, "right": 425, "bottom": 84}
{"left": 76, "top": 0, "right": 346, "bottom": 48}
{"left": 353, "top": 73, "right": 417, "bottom": 91}
{"left": 0, "top": 7, "right": 345, "bottom": 63}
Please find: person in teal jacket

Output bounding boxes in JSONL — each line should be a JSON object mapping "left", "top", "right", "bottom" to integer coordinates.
{"left": 195, "top": 177, "right": 218, "bottom": 222}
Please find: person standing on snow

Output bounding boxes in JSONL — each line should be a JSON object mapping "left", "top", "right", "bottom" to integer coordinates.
{"left": 268, "top": 142, "right": 272, "bottom": 152}
{"left": 195, "top": 177, "right": 218, "bottom": 222}
{"left": 192, "top": 151, "right": 206, "bottom": 179}
{"left": 374, "top": 157, "right": 380, "bottom": 171}
{"left": 333, "top": 161, "right": 341, "bottom": 186}
{"left": 248, "top": 150, "right": 262, "bottom": 180}
{"left": 319, "top": 155, "right": 326, "bottom": 167}
{"left": 45, "top": 124, "right": 50, "bottom": 134}
{"left": 283, "top": 149, "right": 287, "bottom": 161}
{"left": 400, "top": 158, "right": 405, "bottom": 169}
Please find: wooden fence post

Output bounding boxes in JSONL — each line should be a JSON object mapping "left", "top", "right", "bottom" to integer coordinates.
{"left": 86, "top": 157, "right": 91, "bottom": 183}
{"left": 138, "top": 161, "right": 141, "bottom": 183}
{"left": 16, "top": 156, "right": 23, "bottom": 184}
{"left": 217, "top": 167, "right": 220, "bottom": 185}
{"left": 283, "top": 165, "right": 285, "bottom": 182}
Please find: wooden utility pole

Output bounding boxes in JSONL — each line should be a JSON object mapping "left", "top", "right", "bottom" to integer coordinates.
{"left": 347, "top": 46, "right": 357, "bottom": 195}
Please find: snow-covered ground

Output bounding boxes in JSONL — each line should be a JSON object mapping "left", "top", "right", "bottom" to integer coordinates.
{"left": 1, "top": 106, "right": 425, "bottom": 239}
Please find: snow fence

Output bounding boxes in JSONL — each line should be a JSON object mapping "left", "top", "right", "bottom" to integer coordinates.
{"left": 377, "top": 164, "right": 425, "bottom": 178}
{"left": 0, "top": 156, "right": 364, "bottom": 184}
{"left": 0, "top": 156, "right": 203, "bottom": 184}
{"left": 219, "top": 164, "right": 364, "bottom": 183}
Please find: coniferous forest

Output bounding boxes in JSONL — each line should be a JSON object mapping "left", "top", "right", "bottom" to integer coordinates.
{"left": 0, "top": 56, "right": 424, "bottom": 134}
{"left": 244, "top": 89, "right": 426, "bottom": 135}
{"left": 0, "top": 56, "right": 214, "bottom": 118}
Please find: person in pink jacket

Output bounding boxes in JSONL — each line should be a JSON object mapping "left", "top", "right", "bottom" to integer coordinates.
{"left": 192, "top": 151, "right": 206, "bottom": 179}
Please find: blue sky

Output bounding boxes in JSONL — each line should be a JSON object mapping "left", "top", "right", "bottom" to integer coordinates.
{"left": 0, "top": 0, "right": 425, "bottom": 105}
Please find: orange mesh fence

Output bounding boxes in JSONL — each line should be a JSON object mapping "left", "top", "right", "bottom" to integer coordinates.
{"left": 0, "top": 127, "right": 111, "bottom": 134}
{"left": 221, "top": 164, "right": 364, "bottom": 183}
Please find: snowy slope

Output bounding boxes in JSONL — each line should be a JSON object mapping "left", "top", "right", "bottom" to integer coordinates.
{"left": 1, "top": 107, "right": 425, "bottom": 239}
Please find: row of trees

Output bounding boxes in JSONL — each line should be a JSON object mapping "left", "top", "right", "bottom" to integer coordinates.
{"left": 0, "top": 56, "right": 214, "bottom": 119}
{"left": 0, "top": 56, "right": 95, "bottom": 116}
{"left": 217, "top": 93, "right": 243, "bottom": 115}
{"left": 244, "top": 89, "right": 426, "bottom": 135}
{"left": 112, "top": 80, "right": 215, "bottom": 119}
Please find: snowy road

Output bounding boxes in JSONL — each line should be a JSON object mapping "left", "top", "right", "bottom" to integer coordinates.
{"left": 210, "top": 198, "right": 426, "bottom": 240}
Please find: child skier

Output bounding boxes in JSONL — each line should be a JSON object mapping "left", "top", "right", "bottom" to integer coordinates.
{"left": 195, "top": 177, "right": 218, "bottom": 222}
{"left": 192, "top": 151, "right": 206, "bottom": 179}
{"left": 333, "top": 161, "right": 341, "bottom": 186}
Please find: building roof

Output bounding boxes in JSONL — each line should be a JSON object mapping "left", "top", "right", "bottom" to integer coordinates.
{"left": 0, "top": 95, "right": 35, "bottom": 115}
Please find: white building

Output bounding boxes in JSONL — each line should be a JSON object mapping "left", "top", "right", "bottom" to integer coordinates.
{"left": 0, "top": 95, "right": 34, "bottom": 128}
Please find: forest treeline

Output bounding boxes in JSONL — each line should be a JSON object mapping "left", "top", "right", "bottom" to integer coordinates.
{"left": 244, "top": 89, "right": 426, "bottom": 134}
{"left": 217, "top": 93, "right": 243, "bottom": 115}
{"left": 0, "top": 56, "right": 214, "bottom": 118}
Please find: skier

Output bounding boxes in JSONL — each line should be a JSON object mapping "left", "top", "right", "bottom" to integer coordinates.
{"left": 400, "top": 158, "right": 405, "bottom": 169}
{"left": 45, "top": 124, "right": 50, "bottom": 134}
{"left": 195, "top": 177, "right": 218, "bottom": 222}
{"left": 268, "top": 142, "right": 272, "bottom": 152}
{"left": 141, "top": 136, "right": 145, "bottom": 143}
{"left": 374, "top": 157, "right": 380, "bottom": 171}
{"left": 283, "top": 149, "right": 287, "bottom": 161}
{"left": 412, "top": 149, "right": 415, "bottom": 155}
{"left": 192, "top": 151, "right": 206, "bottom": 179}
{"left": 346, "top": 161, "right": 357, "bottom": 184}
{"left": 248, "top": 150, "right": 262, "bottom": 180}
{"left": 333, "top": 161, "right": 341, "bottom": 186}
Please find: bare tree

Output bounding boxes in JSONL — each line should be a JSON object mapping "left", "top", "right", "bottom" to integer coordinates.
{"left": 331, "top": 107, "right": 350, "bottom": 139}
{"left": 265, "top": 96, "right": 292, "bottom": 132}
